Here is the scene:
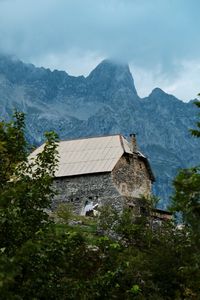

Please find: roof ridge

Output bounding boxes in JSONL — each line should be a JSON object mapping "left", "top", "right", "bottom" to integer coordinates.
{"left": 59, "top": 133, "right": 123, "bottom": 143}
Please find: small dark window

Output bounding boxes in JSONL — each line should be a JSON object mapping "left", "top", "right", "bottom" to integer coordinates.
{"left": 70, "top": 198, "right": 73, "bottom": 203}
{"left": 128, "top": 205, "right": 133, "bottom": 211}
{"left": 121, "top": 183, "right": 127, "bottom": 193}
{"left": 140, "top": 206, "right": 148, "bottom": 216}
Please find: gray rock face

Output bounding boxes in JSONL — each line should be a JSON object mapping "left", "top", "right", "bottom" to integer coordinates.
{"left": 0, "top": 54, "right": 199, "bottom": 208}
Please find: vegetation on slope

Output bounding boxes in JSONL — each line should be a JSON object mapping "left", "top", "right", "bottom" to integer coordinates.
{"left": 0, "top": 108, "right": 199, "bottom": 299}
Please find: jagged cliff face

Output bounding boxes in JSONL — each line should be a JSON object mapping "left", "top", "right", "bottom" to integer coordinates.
{"left": 0, "top": 54, "right": 199, "bottom": 208}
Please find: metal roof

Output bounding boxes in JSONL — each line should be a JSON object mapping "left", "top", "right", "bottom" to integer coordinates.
{"left": 29, "top": 134, "right": 155, "bottom": 180}
{"left": 29, "top": 135, "right": 133, "bottom": 177}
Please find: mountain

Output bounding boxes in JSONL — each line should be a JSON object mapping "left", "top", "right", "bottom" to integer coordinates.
{"left": 0, "top": 54, "right": 199, "bottom": 208}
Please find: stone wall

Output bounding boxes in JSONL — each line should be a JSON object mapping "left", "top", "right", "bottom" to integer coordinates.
{"left": 52, "top": 153, "right": 153, "bottom": 215}
{"left": 112, "top": 153, "right": 152, "bottom": 198}
{"left": 53, "top": 172, "right": 125, "bottom": 214}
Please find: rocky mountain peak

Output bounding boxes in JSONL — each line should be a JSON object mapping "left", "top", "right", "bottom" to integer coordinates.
{"left": 87, "top": 59, "right": 138, "bottom": 97}
{"left": 150, "top": 87, "right": 166, "bottom": 97}
{"left": 148, "top": 87, "right": 183, "bottom": 107}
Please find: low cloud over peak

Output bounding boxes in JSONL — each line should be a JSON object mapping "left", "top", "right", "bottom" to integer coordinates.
{"left": 0, "top": 0, "right": 200, "bottom": 101}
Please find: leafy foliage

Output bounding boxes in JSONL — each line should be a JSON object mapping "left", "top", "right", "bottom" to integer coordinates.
{"left": 0, "top": 111, "right": 27, "bottom": 187}
{"left": 0, "top": 113, "right": 59, "bottom": 256}
{"left": 169, "top": 98, "right": 200, "bottom": 298}
{"left": 190, "top": 99, "right": 200, "bottom": 137}
{"left": 0, "top": 112, "right": 200, "bottom": 299}
{"left": 171, "top": 167, "right": 200, "bottom": 234}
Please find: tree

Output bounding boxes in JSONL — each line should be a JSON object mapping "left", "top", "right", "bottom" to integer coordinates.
{"left": 170, "top": 98, "right": 200, "bottom": 298}
{"left": 0, "top": 112, "right": 59, "bottom": 256}
{"left": 0, "top": 111, "right": 27, "bottom": 188}
{"left": 171, "top": 167, "right": 200, "bottom": 235}
{"left": 190, "top": 99, "right": 200, "bottom": 137}
{"left": 172, "top": 98, "right": 200, "bottom": 238}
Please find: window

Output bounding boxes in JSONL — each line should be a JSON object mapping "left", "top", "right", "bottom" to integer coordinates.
{"left": 140, "top": 206, "right": 148, "bottom": 216}
{"left": 120, "top": 183, "right": 127, "bottom": 194}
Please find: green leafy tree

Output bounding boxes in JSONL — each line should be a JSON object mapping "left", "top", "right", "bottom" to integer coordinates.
{"left": 171, "top": 167, "right": 200, "bottom": 235}
{"left": 0, "top": 111, "right": 27, "bottom": 187}
{"left": 190, "top": 99, "right": 200, "bottom": 137}
{"left": 172, "top": 97, "right": 200, "bottom": 239}
{"left": 170, "top": 98, "right": 200, "bottom": 298}
{"left": 0, "top": 113, "right": 59, "bottom": 256}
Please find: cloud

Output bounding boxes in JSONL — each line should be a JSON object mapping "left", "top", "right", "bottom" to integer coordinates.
{"left": 132, "top": 61, "right": 200, "bottom": 101}
{"left": 31, "top": 50, "right": 104, "bottom": 77}
{"left": 0, "top": 0, "right": 200, "bottom": 100}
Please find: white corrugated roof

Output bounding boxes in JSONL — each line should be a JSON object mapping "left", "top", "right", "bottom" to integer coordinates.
{"left": 29, "top": 134, "right": 133, "bottom": 177}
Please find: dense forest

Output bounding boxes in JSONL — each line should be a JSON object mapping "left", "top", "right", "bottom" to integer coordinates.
{"left": 0, "top": 103, "right": 200, "bottom": 299}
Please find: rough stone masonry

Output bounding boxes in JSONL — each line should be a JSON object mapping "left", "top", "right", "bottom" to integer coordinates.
{"left": 52, "top": 136, "right": 154, "bottom": 215}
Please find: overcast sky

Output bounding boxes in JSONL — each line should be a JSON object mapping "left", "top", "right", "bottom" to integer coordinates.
{"left": 0, "top": 0, "right": 200, "bottom": 101}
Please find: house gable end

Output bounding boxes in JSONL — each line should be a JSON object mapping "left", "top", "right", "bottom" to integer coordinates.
{"left": 111, "top": 153, "right": 153, "bottom": 199}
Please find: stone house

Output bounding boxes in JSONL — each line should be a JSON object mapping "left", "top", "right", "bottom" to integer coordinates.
{"left": 30, "top": 134, "right": 155, "bottom": 215}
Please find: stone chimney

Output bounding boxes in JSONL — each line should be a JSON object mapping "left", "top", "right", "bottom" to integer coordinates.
{"left": 129, "top": 133, "right": 138, "bottom": 153}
